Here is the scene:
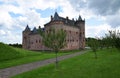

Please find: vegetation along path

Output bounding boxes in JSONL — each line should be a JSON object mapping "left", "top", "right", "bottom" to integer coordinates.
{"left": 0, "top": 51, "right": 87, "bottom": 78}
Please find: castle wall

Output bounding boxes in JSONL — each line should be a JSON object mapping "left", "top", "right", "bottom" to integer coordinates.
{"left": 29, "top": 34, "right": 42, "bottom": 50}
{"left": 45, "top": 23, "right": 81, "bottom": 50}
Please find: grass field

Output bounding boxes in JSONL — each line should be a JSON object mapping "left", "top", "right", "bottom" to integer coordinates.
{"left": 0, "top": 42, "right": 79, "bottom": 69}
{"left": 12, "top": 48, "right": 120, "bottom": 78}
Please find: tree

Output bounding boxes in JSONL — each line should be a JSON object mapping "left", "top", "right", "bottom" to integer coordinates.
{"left": 39, "top": 28, "right": 66, "bottom": 68}
{"left": 115, "top": 37, "right": 120, "bottom": 50}
{"left": 111, "top": 30, "right": 120, "bottom": 50}
{"left": 104, "top": 30, "right": 120, "bottom": 50}
{"left": 87, "top": 38, "right": 99, "bottom": 59}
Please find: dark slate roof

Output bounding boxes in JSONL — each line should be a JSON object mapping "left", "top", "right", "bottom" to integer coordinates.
{"left": 53, "top": 12, "right": 60, "bottom": 20}
{"left": 61, "top": 17, "right": 75, "bottom": 26}
{"left": 78, "top": 15, "right": 82, "bottom": 20}
{"left": 29, "top": 27, "right": 45, "bottom": 35}
{"left": 28, "top": 12, "right": 85, "bottom": 35}
{"left": 51, "top": 12, "right": 84, "bottom": 26}
{"left": 24, "top": 25, "right": 30, "bottom": 31}
{"left": 32, "top": 27, "right": 37, "bottom": 33}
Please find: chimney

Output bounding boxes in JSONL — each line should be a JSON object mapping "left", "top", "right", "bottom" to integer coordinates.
{"left": 51, "top": 15, "right": 53, "bottom": 21}
{"left": 66, "top": 16, "right": 69, "bottom": 20}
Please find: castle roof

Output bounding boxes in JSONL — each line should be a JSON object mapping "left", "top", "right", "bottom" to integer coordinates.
{"left": 32, "top": 27, "right": 37, "bottom": 33}
{"left": 53, "top": 12, "right": 60, "bottom": 20}
{"left": 24, "top": 25, "right": 30, "bottom": 31}
{"left": 25, "top": 12, "right": 85, "bottom": 35}
{"left": 78, "top": 15, "right": 82, "bottom": 20}
{"left": 29, "top": 27, "right": 45, "bottom": 35}
{"left": 45, "top": 12, "right": 84, "bottom": 27}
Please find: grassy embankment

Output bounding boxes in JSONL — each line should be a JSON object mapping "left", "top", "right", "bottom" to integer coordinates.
{"left": 0, "top": 42, "right": 79, "bottom": 69}
{"left": 12, "top": 48, "right": 120, "bottom": 78}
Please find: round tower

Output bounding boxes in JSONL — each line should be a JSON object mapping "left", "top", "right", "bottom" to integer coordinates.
{"left": 75, "top": 15, "right": 85, "bottom": 49}
{"left": 22, "top": 25, "right": 31, "bottom": 49}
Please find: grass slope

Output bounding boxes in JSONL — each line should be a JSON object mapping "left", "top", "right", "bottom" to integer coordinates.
{"left": 0, "top": 42, "right": 24, "bottom": 61}
{"left": 0, "top": 43, "right": 76, "bottom": 69}
{"left": 12, "top": 48, "right": 120, "bottom": 78}
{"left": 0, "top": 42, "right": 43, "bottom": 61}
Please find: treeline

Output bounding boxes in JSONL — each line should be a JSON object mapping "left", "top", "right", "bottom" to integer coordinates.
{"left": 86, "top": 30, "right": 120, "bottom": 59}
{"left": 9, "top": 43, "right": 22, "bottom": 48}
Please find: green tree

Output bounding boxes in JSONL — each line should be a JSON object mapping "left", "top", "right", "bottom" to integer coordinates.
{"left": 88, "top": 38, "right": 99, "bottom": 59}
{"left": 104, "top": 30, "right": 120, "bottom": 50}
{"left": 115, "top": 37, "right": 120, "bottom": 50}
{"left": 39, "top": 28, "right": 66, "bottom": 68}
{"left": 110, "top": 30, "right": 120, "bottom": 50}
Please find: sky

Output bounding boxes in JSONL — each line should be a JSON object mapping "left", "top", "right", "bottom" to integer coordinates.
{"left": 0, "top": 0, "right": 120, "bottom": 44}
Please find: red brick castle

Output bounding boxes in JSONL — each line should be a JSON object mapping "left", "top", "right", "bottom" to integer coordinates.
{"left": 22, "top": 12, "right": 85, "bottom": 50}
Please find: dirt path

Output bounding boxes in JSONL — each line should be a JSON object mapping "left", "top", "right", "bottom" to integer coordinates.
{"left": 0, "top": 51, "right": 87, "bottom": 78}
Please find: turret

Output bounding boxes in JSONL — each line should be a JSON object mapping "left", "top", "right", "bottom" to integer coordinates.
{"left": 22, "top": 25, "right": 31, "bottom": 49}
{"left": 24, "top": 24, "right": 30, "bottom": 32}
{"left": 75, "top": 15, "right": 85, "bottom": 49}
{"left": 53, "top": 12, "right": 60, "bottom": 20}
{"left": 78, "top": 15, "right": 82, "bottom": 21}
{"left": 32, "top": 27, "right": 37, "bottom": 33}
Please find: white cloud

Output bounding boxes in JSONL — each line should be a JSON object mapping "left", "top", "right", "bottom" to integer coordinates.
{"left": 0, "top": 30, "right": 6, "bottom": 35}
{"left": 0, "top": 0, "right": 119, "bottom": 44}
{"left": 105, "top": 11, "right": 120, "bottom": 28}
{"left": 86, "top": 24, "right": 113, "bottom": 38}
{"left": 0, "top": 30, "right": 22, "bottom": 44}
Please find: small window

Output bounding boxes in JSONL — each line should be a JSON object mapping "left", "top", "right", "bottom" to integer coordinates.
{"left": 68, "top": 40, "right": 69, "bottom": 42}
{"left": 73, "top": 40, "right": 74, "bottom": 42}
{"left": 24, "top": 36, "right": 26, "bottom": 39}
{"left": 64, "top": 30, "right": 66, "bottom": 32}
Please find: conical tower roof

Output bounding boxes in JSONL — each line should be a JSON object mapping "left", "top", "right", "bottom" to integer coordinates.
{"left": 53, "top": 12, "right": 60, "bottom": 20}
{"left": 32, "top": 27, "right": 37, "bottom": 33}
{"left": 78, "top": 15, "right": 82, "bottom": 20}
{"left": 24, "top": 25, "right": 30, "bottom": 31}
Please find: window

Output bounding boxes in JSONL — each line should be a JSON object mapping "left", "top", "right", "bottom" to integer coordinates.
{"left": 73, "top": 39, "right": 74, "bottom": 42}
{"left": 31, "top": 42, "right": 33, "bottom": 44}
{"left": 64, "top": 30, "right": 66, "bottom": 32}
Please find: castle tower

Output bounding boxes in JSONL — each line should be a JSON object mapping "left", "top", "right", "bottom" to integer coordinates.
{"left": 75, "top": 15, "right": 85, "bottom": 49}
{"left": 22, "top": 25, "right": 31, "bottom": 49}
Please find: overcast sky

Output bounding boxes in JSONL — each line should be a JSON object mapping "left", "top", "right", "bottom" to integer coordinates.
{"left": 0, "top": 0, "right": 120, "bottom": 44}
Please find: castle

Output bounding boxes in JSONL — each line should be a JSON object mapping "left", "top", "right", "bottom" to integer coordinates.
{"left": 22, "top": 12, "right": 85, "bottom": 50}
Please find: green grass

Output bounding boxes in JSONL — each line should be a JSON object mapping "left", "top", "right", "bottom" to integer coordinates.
{"left": 0, "top": 42, "right": 24, "bottom": 61}
{"left": 0, "top": 42, "right": 79, "bottom": 69}
{"left": 12, "top": 48, "right": 120, "bottom": 78}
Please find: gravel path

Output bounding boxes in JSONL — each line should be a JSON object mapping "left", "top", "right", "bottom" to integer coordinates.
{"left": 0, "top": 51, "right": 87, "bottom": 78}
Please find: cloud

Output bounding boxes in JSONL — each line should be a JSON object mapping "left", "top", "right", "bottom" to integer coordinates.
{"left": 105, "top": 11, "right": 120, "bottom": 28}
{"left": 86, "top": 24, "right": 114, "bottom": 38}
{"left": 0, "top": 0, "right": 119, "bottom": 44}
{"left": 68, "top": 0, "right": 120, "bottom": 28}
{"left": 0, "top": 0, "right": 64, "bottom": 44}
{"left": 88, "top": 0, "right": 120, "bottom": 16}
{"left": 0, "top": 30, "right": 6, "bottom": 35}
